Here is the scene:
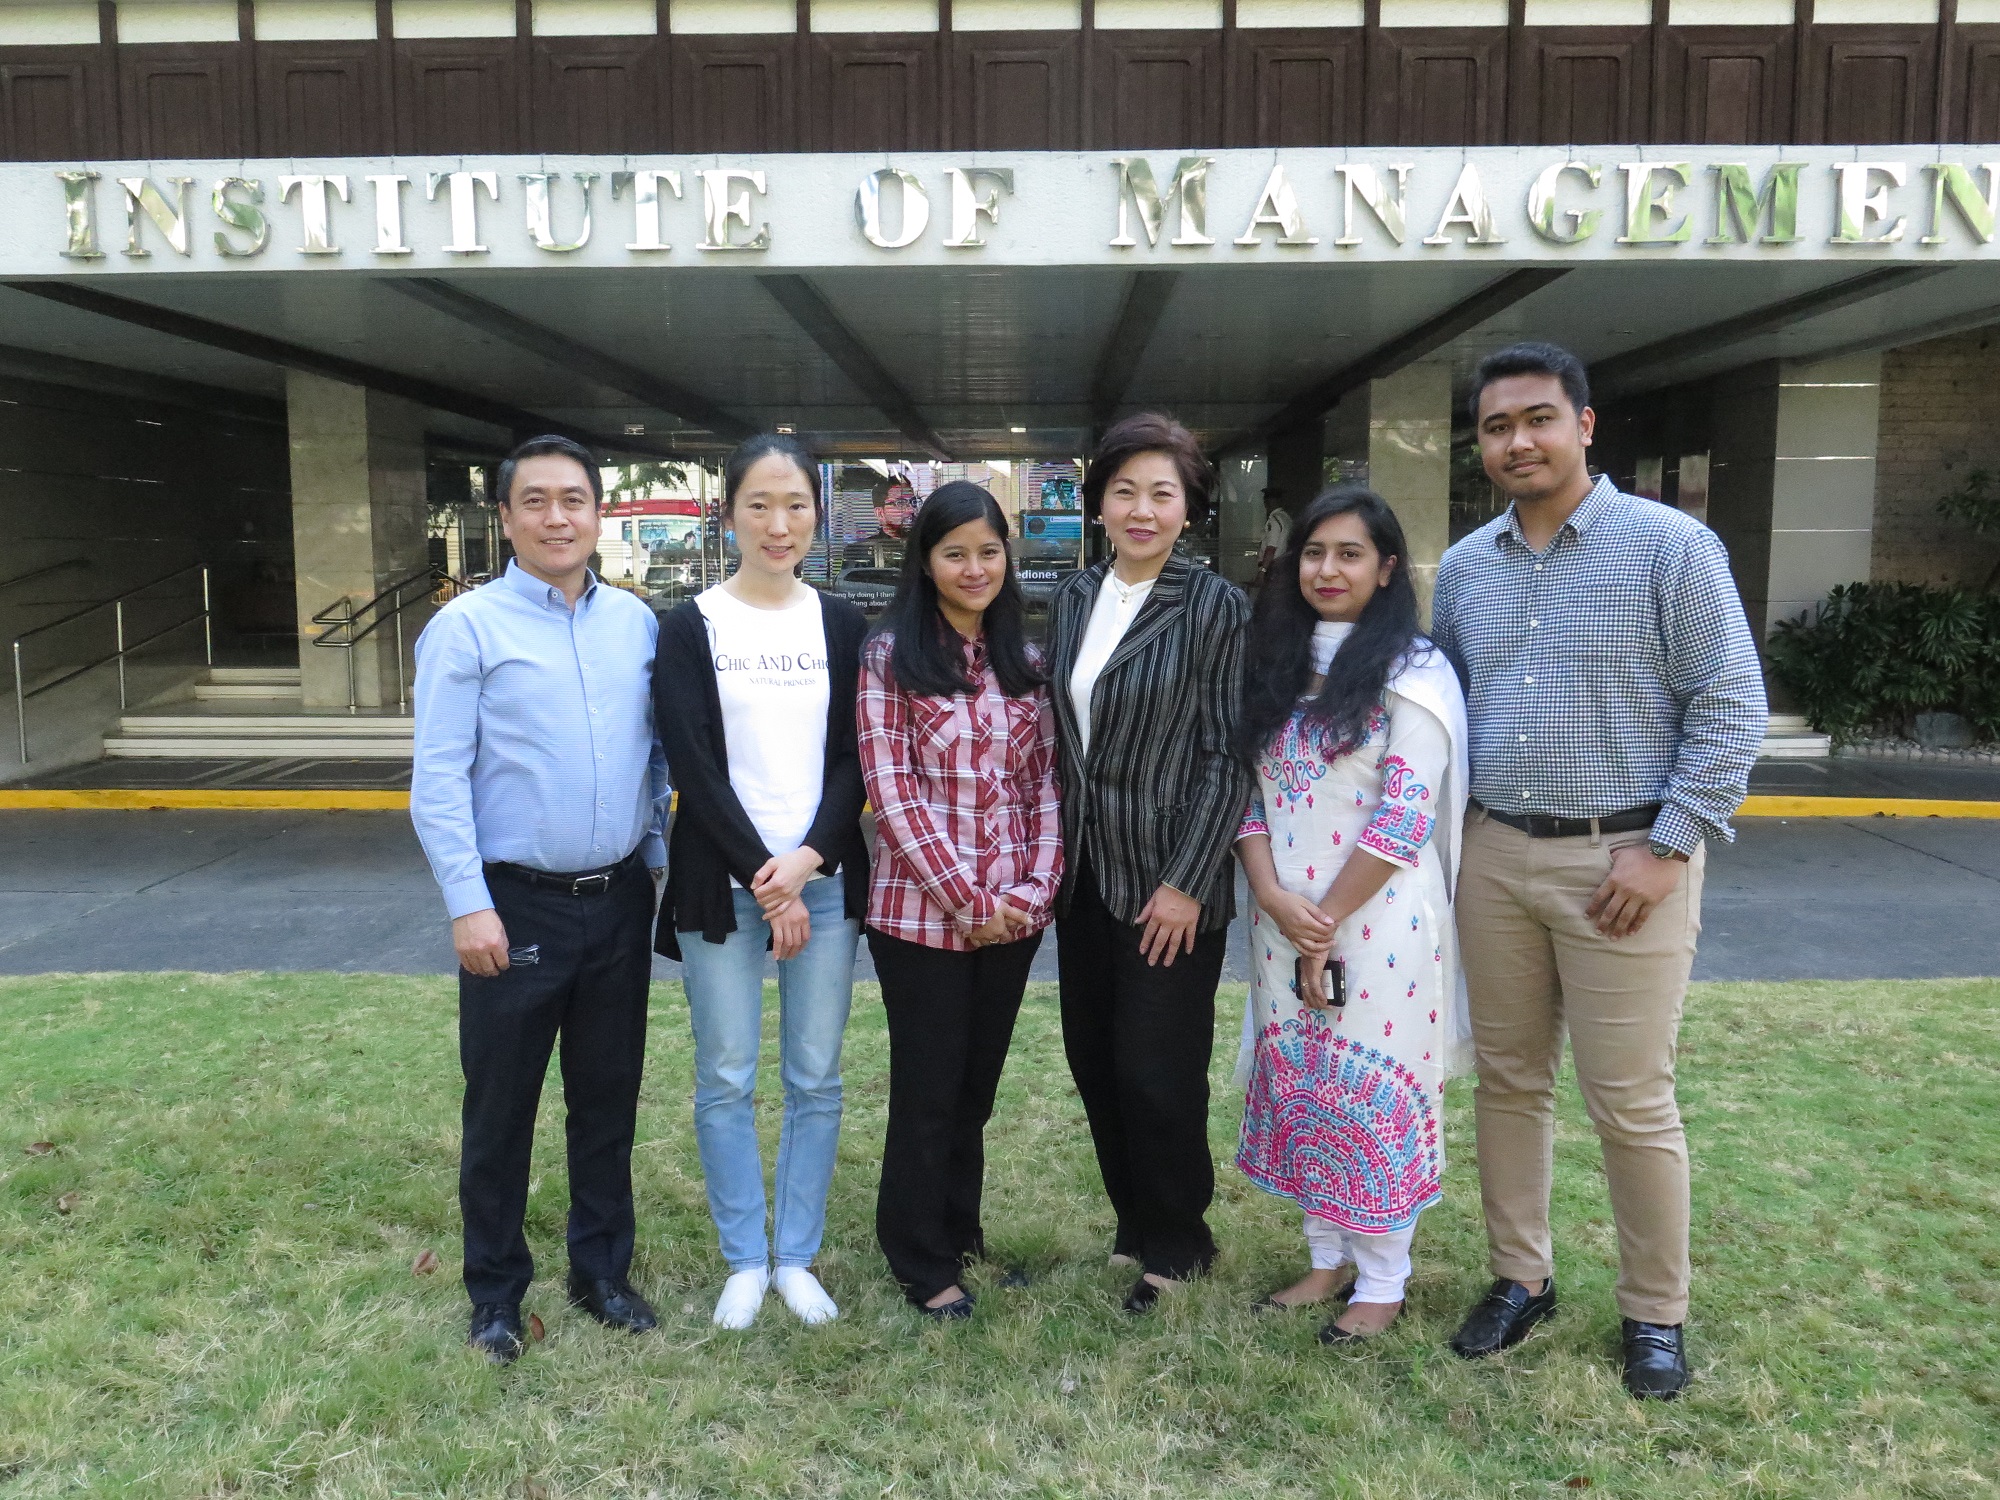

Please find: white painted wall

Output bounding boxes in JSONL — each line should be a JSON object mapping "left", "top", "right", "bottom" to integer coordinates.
{"left": 532, "top": 0, "right": 656, "bottom": 34}
{"left": 255, "top": 1, "right": 377, "bottom": 40}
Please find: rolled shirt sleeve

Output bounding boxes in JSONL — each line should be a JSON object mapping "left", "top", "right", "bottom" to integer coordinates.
{"left": 1652, "top": 530, "right": 1768, "bottom": 855}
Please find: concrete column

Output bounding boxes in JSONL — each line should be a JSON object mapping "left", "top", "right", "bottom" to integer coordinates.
{"left": 1708, "top": 353, "right": 1882, "bottom": 647}
{"left": 1367, "top": 362, "right": 1453, "bottom": 621}
{"left": 286, "top": 371, "right": 430, "bottom": 712}
{"left": 1769, "top": 352, "right": 1881, "bottom": 632}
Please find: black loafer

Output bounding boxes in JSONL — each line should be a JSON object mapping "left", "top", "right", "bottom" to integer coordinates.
{"left": 1448, "top": 1277, "right": 1557, "bottom": 1358}
{"left": 567, "top": 1273, "right": 658, "bottom": 1334}
{"left": 919, "top": 1292, "right": 976, "bottom": 1323}
{"left": 468, "top": 1301, "right": 525, "bottom": 1364}
{"left": 1621, "top": 1319, "right": 1689, "bottom": 1400}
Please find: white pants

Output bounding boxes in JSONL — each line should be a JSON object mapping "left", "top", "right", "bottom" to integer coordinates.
{"left": 1303, "top": 1214, "right": 1415, "bottom": 1303}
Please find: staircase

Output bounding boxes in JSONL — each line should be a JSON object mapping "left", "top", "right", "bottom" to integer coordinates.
{"left": 102, "top": 667, "right": 415, "bottom": 759}
{"left": 1759, "top": 712, "right": 1832, "bottom": 759}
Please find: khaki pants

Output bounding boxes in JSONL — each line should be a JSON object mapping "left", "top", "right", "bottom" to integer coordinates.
{"left": 1456, "top": 811, "right": 1705, "bottom": 1325}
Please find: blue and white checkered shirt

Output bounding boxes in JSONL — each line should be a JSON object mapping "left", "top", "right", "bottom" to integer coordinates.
{"left": 1430, "top": 474, "right": 1767, "bottom": 856}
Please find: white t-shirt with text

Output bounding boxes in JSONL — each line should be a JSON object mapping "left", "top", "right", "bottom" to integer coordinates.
{"left": 695, "top": 584, "right": 830, "bottom": 881}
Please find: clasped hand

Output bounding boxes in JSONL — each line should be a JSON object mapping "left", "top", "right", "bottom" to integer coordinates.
{"left": 1260, "top": 888, "right": 1343, "bottom": 1008}
{"left": 752, "top": 847, "right": 823, "bottom": 961}
{"left": 967, "top": 898, "right": 1033, "bottom": 948}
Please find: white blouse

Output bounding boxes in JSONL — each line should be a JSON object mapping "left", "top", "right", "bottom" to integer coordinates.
{"left": 1067, "top": 569, "right": 1155, "bottom": 757}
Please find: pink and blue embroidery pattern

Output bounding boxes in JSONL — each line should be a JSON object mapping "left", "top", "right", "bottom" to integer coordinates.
{"left": 1237, "top": 1018, "right": 1443, "bottom": 1233}
{"left": 1357, "top": 752, "right": 1435, "bottom": 866}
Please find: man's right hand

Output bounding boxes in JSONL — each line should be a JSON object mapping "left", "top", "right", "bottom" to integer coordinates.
{"left": 454, "top": 908, "right": 511, "bottom": 977}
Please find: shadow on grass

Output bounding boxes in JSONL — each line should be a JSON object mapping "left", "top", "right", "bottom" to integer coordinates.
{"left": 1, "top": 974, "right": 1996, "bottom": 1498}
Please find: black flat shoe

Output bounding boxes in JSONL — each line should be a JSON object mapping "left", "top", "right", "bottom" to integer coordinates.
{"left": 567, "top": 1273, "right": 658, "bottom": 1334}
{"left": 1122, "top": 1276, "right": 1162, "bottom": 1314}
{"left": 919, "top": 1292, "right": 976, "bottom": 1323}
{"left": 1621, "top": 1319, "right": 1689, "bottom": 1400}
{"left": 1448, "top": 1278, "right": 1557, "bottom": 1358}
{"left": 468, "top": 1301, "right": 525, "bottom": 1364}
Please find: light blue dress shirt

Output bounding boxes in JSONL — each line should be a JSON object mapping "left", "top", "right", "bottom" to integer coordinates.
{"left": 411, "top": 560, "right": 670, "bottom": 920}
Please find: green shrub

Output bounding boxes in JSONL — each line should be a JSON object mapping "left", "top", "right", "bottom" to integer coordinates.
{"left": 1766, "top": 581, "right": 2000, "bottom": 744}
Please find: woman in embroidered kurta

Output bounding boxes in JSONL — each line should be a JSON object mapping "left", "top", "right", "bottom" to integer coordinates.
{"left": 1234, "top": 484, "right": 1470, "bottom": 1345}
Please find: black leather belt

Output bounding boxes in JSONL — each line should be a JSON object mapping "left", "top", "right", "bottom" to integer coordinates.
{"left": 484, "top": 851, "right": 639, "bottom": 896}
{"left": 1474, "top": 801, "right": 1662, "bottom": 839}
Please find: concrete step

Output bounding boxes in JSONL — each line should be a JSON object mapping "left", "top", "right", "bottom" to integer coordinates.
{"left": 206, "top": 666, "right": 302, "bottom": 685}
{"left": 115, "top": 713, "right": 413, "bottom": 737}
{"left": 1761, "top": 713, "right": 1832, "bottom": 759}
{"left": 194, "top": 682, "right": 305, "bottom": 701}
{"left": 104, "top": 737, "right": 414, "bottom": 759}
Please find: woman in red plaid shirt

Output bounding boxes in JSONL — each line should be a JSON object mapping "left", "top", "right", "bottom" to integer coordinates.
{"left": 856, "top": 480, "right": 1064, "bottom": 1323}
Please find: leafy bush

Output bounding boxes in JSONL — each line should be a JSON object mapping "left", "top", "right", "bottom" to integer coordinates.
{"left": 1766, "top": 582, "right": 2000, "bottom": 744}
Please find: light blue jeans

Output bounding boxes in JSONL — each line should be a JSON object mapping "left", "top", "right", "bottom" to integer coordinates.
{"left": 679, "top": 877, "right": 859, "bottom": 1271}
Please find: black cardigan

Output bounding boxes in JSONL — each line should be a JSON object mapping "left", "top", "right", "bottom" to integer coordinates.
{"left": 652, "top": 589, "right": 870, "bottom": 960}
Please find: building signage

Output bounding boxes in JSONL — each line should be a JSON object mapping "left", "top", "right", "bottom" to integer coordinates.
{"left": 2, "top": 147, "right": 1995, "bottom": 276}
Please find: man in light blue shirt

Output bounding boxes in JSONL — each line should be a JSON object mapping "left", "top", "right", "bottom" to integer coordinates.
{"left": 412, "top": 434, "right": 669, "bottom": 1364}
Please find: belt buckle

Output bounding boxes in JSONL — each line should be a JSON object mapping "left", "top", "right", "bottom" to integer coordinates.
{"left": 570, "top": 871, "right": 612, "bottom": 897}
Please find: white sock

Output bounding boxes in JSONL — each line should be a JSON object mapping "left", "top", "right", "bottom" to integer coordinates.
{"left": 712, "top": 1267, "right": 769, "bottom": 1329}
{"left": 771, "top": 1266, "right": 839, "bottom": 1325}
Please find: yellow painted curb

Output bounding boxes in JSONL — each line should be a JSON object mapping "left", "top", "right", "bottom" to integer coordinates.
{"left": 0, "top": 789, "right": 411, "bottom": 810}
{"left": 1738, "top": 794, "right": 2000, "bottom": 819}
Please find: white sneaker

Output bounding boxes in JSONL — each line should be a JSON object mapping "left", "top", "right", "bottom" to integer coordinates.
{"left": 772, "top": 1266, "right": 839, "bottom": 1326}
{"left": 712, "top": 1267, "right": 769, "bottom": 1329}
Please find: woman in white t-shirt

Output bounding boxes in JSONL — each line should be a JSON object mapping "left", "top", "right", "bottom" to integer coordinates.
{"left": 654, "top": 434, "right": 869, "bottom": 1331}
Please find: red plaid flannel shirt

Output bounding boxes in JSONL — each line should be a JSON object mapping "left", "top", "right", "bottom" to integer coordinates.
{"left": 857, "top": 632, "right": 1063, "bottom": 950}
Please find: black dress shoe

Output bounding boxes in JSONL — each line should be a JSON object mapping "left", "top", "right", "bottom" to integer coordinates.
{"left": 1122, "top": 1276, "right": 1162, "bottom": 1314}
{"left": 1621, "top": 1319, "right": 1689, "bottom": 1400}
{"left": 1448, "top": 1278, "right": 1557, "bottom": 1358}
{"left": 468, "top": 1301, "right": 525, "bottom": 1364}
{"left": 919, "top": 1292, "right": 976, "bottom": 1323}
{"left": 567, "top": 1273, "right": 658, "bottom": 1334}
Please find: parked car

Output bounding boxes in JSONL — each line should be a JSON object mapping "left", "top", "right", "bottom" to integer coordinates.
{"left": 831, "top": 567, "right": 901, "bottom": 613}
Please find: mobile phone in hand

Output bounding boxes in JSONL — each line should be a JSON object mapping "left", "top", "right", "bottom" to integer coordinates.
{"left": 1294, "top": 954, "right": 1346, "bottom": 1008}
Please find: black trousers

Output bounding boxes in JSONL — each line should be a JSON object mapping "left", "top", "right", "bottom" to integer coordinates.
{"left": 1056, "top": 864, "right": 1228, "bottom": 1280}
{"left": 458, "top": 858, "right": 653, "bottom": 1307}
{"left": 868, "top": 924, "right": 1043, "bottom": 1305}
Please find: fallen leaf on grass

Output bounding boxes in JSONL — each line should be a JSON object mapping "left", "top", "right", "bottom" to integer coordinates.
{"left": 24, "top": 1142, "right": 54, "bottom": 1156}
{"left": 528, "top": 1313, "right": 546, "bottom": 1342}
{"left": 412, "top": 1249, "right": 442, "bottom": 1276}
{"left": 1565, "top": 1480, "right": 1593, "bottom": 1490}
{"left": 199, "top": 1243, "right": 218, "bottom": 1261}
{"left": 521, "top": 1480, "right": 549, "bottom": 1500}
{"left": 54, "top": 1192, "right": 78, "bottom": 1215}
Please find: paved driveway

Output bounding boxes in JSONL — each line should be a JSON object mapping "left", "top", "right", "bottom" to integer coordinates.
{"left": 0, "top": 808, "right": 1992, "bottom": 982}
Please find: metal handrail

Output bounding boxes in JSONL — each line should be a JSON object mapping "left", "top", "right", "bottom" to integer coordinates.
{"left": 310, "top": 565, "right": 471, "bottom": 715}
{"left": 0, "top": 557, "right": 88, "bottom": 595}
{"left": 11, "top": 562, "right": 211, "bottom": 762}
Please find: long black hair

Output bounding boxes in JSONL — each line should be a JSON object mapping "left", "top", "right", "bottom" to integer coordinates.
{"left": 871, "top": 480, "right": 1045, "bottom": 698}
{"left": 1239, "top": 484, "right": 1425, "bottom": 759}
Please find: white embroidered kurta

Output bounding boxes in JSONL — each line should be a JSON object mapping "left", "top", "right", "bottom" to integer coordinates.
{"left": 1236, "top": 678, "right": 1458, "bottom": 1234}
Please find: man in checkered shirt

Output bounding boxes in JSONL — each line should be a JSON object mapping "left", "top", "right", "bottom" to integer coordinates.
{"left": 1429, "top": 342, "right": 1766, "bottom": 1401}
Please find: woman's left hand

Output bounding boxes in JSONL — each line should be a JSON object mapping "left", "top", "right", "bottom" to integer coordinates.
{"left": 751, "top": 846, "right": 823, "bottom": 918}
{"left": 1137, "top": 884, "right": 1201, "bottom": 967}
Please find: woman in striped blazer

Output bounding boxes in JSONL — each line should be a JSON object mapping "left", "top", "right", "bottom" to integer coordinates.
{"left": 1046, "top": 411, "right": 1251, "bottom": 1313}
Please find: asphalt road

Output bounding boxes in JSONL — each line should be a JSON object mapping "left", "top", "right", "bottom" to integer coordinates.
{"left": 0, "top": 807, "right": 1992, "bottom": 982}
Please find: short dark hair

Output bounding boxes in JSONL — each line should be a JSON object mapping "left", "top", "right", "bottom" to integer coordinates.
{"left": 495, "top": 434, "right": 602, "bottom": 507}
{"left": 724, "top": 432, "right": 823, "bottom": 521}
{"left": 1468, "top": 341, "right": 1591, "bottom": 426}
{"left": 1083, "top": 412, "right": 1215, "bottom": 526}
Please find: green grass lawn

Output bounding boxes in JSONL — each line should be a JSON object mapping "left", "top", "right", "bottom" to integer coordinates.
{"left": 2, "top": 974, "right": 1996, "bottom": 1499}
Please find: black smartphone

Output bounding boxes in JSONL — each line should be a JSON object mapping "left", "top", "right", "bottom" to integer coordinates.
{"left": 1294, "top": 955, "right": 1346, "bottom": 1007}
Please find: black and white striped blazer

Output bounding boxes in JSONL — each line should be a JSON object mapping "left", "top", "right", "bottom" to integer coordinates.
{"left": 1046, "top": 551, "right": 1251, "bottom": 934}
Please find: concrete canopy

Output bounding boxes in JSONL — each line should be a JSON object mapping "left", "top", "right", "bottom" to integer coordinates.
{"left": 1, "top": 147, "right": 1997, "bottom": 457}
